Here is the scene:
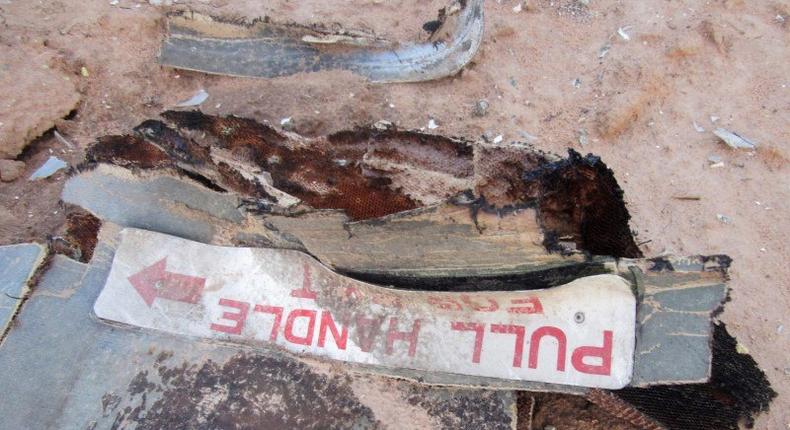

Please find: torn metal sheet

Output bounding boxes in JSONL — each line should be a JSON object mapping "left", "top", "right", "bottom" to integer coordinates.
{"left": 0, "top": 243, "right": 45, "bottom": 333}
{"left": 62, "top": 164, "right": 246, "bottom": 244}
{"left": 159, "top": 0, "right": 483, "bottom": 82}
{"left": 0, "top": 244, "right": 516, "bottom": 429}
{"left": 62, "top": 167, "right": 730, "bottom": 389}
{"left": 62, "top": 164, "right": 592, "bottom": 281}
{"left": 63, "top": 113, "right": 733, "bottom": 390}
{"left": 97, "top": 228, "right": 636, "bottom": 390}
{"left": 619, "top": 257, "right": 730, "bottom": 386}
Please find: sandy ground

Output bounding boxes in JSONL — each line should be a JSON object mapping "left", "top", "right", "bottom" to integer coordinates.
{"left": 0, "top": 0, "right": 787, "bottom": 428}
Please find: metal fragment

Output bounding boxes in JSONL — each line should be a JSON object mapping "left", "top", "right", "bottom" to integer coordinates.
{"left": 0, "top": 243, "right": 517, "bottom": 429}
{"left": 0, "top": 243, "right": 45, "bottom": 334}
{"left": 714, "top": 128, "right": 756, "bottom": 150}
{"left": 159, "top": 0, "right": 484, "bottom": 83}
{"left": 95, "top": 228, "right": 637, "bottom": 389}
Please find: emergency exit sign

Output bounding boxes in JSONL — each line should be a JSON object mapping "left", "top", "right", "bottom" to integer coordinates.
{"left": 94, "top": 228, "right": 636, "bottom": 389}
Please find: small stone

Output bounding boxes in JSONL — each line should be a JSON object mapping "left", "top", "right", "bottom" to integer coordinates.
{"left": 482, "top": 130, "right": 496, "bottom": 143}
{"left": 427, "top": 119, "right": 439, "bottom": 129}
{"left": 617, "top": 26, "right": 631, "bottom": 41}
{"left": 80, "top": 66, "right": 89, "bottom": 77}
{"left": 373, "top": 120, "right": 394, "bottom": 130}
{"left": 716, "top": 213, "right": 732, "bottom": 224}
{"left": 544, "top": 426, "right": 557, "bottom": 430}
{"left": 473, "top": 100, "right": 489, "bottom": 117}
{"left": 512, "top": 2, "right": 522, "bottom": 13}
{"left": 280, "top": 117, "right": 294, "bottom": 131}
{"left": 598, "top": 44, "right": 612, "bottom": 59}
{"left": 735, "top": 342, "right": 749, "bottom": 355}
{"left": 492, "top": 134, "right": 503, "bottom": 144}
{"left": 0, "top": 159, "right": 25, "bottom": 182}
{"left": 518, "top": 130, "right": 538, "bottom": 142}
{"left": 578, "top": 129, "right": 589, "bottom": 146}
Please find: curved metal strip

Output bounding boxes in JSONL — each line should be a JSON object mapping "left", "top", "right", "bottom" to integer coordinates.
{"left": 158, "top": 0, "right": 484, "bottom": 82}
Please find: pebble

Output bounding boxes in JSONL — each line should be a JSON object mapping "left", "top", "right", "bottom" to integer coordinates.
{"left": 578, "top": 129, "right": 589, "bottom": 146}
{"left": 427, "top": 119, "right": 439, "bottom": 129}
{"left": 473, "top": 99, "right": 489, "bottom": 117}
{"left": 518, "top": 130, "right": 538, "bottom": 142}
{"left": 280, "top": 117, "right": 295, "bottom": 131}
{"left": 716, "top": 213, "right": 732, "bottom": 224}
{"left": 0, "top": 159, "right": 25, "bottom": 182}
{"left": 373, "top": 120, "right": 394, "bottom": 130}
{"left": 617, "top": 26, "right": 631, "bottom": 41}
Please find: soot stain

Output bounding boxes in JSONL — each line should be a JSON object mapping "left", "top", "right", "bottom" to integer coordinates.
{"left": 115, "top": 353, "right": 380, "bottom": 430}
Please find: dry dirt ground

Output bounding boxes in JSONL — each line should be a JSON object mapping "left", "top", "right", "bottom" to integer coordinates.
{"left": 0, "top": 0, "right": 787, "bottom": 428}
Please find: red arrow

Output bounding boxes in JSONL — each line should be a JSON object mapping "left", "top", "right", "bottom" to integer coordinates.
{"left": 127, "top": 257, "right": 206, "bottom": 307}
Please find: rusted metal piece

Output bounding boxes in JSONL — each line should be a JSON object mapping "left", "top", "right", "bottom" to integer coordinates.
{"left": 159, "top": 0, "right": 484, "bottom": 82}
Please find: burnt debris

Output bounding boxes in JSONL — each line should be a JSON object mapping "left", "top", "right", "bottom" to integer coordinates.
{"left": 614, "top": 324, "right": 777, "bottom": 430}
{"left": 75, "top": 110, "right": 776, "bottom": 429}
{"left": 86, "top": 110, "right": 640, "bottom": 260}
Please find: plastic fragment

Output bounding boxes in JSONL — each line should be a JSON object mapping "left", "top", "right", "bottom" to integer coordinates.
{"left": 175, "top": 89, "right": 209, "bottom": 107}
{"left": 29, "top": 156, "right": 68, "bottom": 180}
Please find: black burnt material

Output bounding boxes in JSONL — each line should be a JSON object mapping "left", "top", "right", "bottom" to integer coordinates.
{"left": 340, "top": 260, "right": 610, "bottom": 293}
{"left": 525, "top": 150, "right": 642, "bottom": 259}
{"left": 82, "top": 111, "right": 775, "bottom": 428}
{"left": 161, "top": 110, "right": 422, "bottom": 220}
{"left": 615, "top": 324, "right": 777, "bottom": 430}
